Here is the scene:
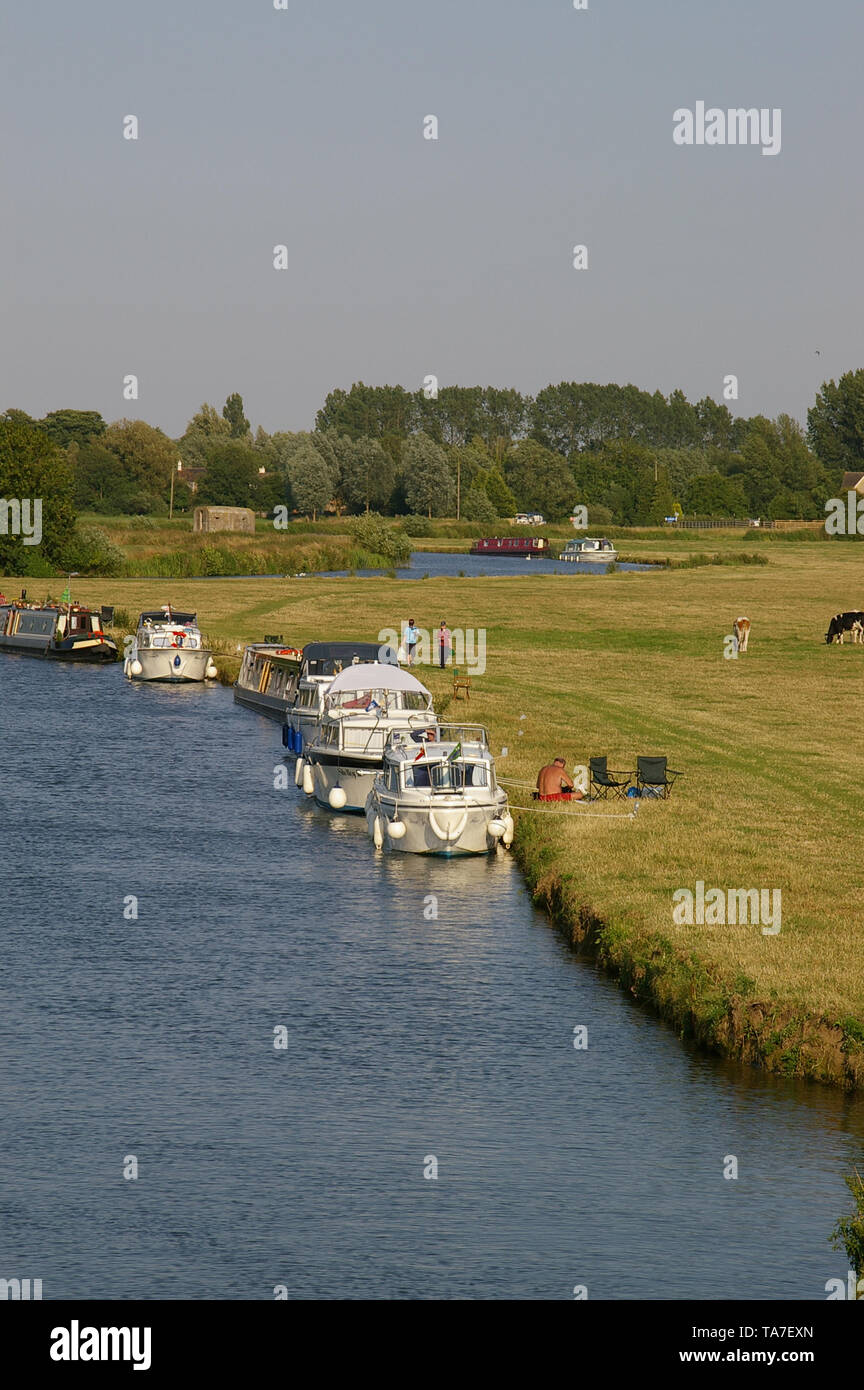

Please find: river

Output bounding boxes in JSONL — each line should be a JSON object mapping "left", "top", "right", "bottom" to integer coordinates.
{"left": 1, "top": 655, "right": 861, "bottom": 1299}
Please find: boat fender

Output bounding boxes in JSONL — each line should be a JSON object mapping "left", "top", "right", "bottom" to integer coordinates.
{"left": 130, "top": 659, "right": 142, "bottom": 678}
{"left": 205, "top": 662, "right": 218, "bottom": 680}
{"left": 328, "top": 787, "right": 348, "bottom": 810}
{"left": 387, "top": 818, "right": 406, "bottom": 839}
{"left": 502, "top": 813, "right": 515, "bottom": 847}
{"left": 373, "top": 815, "right": 384, "bottom": 849}
{"left": 282, "top": 725, "right": 291, "bottom": 749}
{"left": 487, "top": 817, "right": 506, "bottom": 840}
{"left": 295, "top": 756, "right": 305, "bottom": 787}
{"left": 295, "top": 731, "right": 303, "bottom": 756}
{"left": 302, "top": 764, "right": 314, "bottom": 796}
{"left": 429, "top": 809, "right": 468, "bottom": 843}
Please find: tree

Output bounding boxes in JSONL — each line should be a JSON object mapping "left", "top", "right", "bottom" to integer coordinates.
{"left": 402, "top": 433, "right": 454, "bottom": 518}
{"left": 222, "top": 392, "right": 251, "bottom": 438}
{"left": 102, "top": 419, "right": 177, "bottom": 511}
{"left": 285, "top": 440, "right": 333, "bottom": 519}
{"left": 72, "top": 439, "right": 135, "bottom": 512}
{"left": 338, "top": 437, "right": 396, "bottom": 514}
{"left": 461, "top": 487, "right": 498, "bottom": 523}
{"left": 503, "top": 440, "right": 573, "bottom": 519}
{"left": 807, "top": 370, "right": 864, "bottom": 475}
{"left": 483, "top": 468, "right": 518, "bottom": 517}
{"left": 196, "top": 439, "right": 259, "bottom": 506}
{"left": 39, "top": 409, "right": 106, "bottom": 449}
{"left": 0, "top": 416, "right": 77, "bottom": 572}
{"left": 177, "top": 403, "right": 231, "bottom": 468}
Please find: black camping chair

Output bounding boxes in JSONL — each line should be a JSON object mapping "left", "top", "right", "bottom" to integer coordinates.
{"left": 636, "top": 756, "right": 682, "bottom": 799}
{"left": 589, "top": 756, "right": 631, "bottom": 800}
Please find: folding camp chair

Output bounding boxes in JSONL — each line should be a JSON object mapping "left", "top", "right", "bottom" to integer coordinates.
{"left": 635, "top": 756, "right": 682, "bottom": 799}
{"left": 589, "top": 756, "right": 631, "bottom": 800}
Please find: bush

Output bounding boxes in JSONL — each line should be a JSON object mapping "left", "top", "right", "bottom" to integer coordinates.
{"left": 65, "top": 526, "right": 126, "bottom": 576}
{"left": 461, "top": 488, "right": 498, "bottom": 524}
{"left": 349, "top": 512, "right": 411, "bottom": 565}
{"left": 400, "top": 514, "right": 433, "bottom": 537}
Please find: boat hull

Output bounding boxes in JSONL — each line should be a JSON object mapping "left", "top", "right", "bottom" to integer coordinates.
{"left": 0, "top": 634, "right": 118, "bottom": 662}
{"left": 365, "top": 790, "right": 511, "bottom": 855}
{"left": 307, "top": 755, "right": 378, "bottom": 812}
{"left": 124, "top": 648, "right": 214, "bottom": 682}
{"left": 233, "top": 686, "right": 289, "bottom": 720}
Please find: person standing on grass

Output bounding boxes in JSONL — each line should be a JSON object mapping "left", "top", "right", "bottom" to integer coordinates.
{"left": 438, "top": 620, "right": 452, "bottom": 668}
{"left": 404, "top": 618, "right": 419, "bottom": 667}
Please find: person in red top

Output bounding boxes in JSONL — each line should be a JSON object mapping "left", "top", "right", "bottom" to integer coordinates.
{"left": 536, "top": 757, "right": 583, "bottom": 801}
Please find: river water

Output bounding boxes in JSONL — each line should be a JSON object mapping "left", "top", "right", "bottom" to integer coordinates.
{"left": 1, "top": 655, "right": 862, "bottom": 1300}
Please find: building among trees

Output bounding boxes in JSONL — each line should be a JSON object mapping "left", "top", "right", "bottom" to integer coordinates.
{"left": 192, "top": 505, "right": 255, "bottom": 534}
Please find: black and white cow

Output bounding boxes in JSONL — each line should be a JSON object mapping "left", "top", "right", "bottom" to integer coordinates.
{"left": 825, "top": 611, "right": 864, "bottom": 644}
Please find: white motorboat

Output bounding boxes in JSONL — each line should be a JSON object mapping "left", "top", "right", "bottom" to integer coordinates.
{"left": 124, "top": 607, "right": 218, "bottom": 682}
{"left": 559, "top": 537, "right": 618, "bottom": 563}
{"left": 299, "top": 662, "right": 436, "bottom": 811}
{"left": 365, "top": 724, "right": 514, "bottom": 855}
{"left": 283, "top": 640, "right": 396, "bottom": 755}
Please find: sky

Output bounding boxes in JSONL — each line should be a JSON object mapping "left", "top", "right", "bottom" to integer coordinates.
{"left": 2, "top": 0, "right": 863, "bottom": 437}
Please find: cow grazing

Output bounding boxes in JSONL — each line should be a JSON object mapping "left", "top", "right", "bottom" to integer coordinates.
{"left": 825, "top": 611, "right": 864, "bottom": 644}
{"left": 733, "top": 616, "right": 751, "bottom": 652}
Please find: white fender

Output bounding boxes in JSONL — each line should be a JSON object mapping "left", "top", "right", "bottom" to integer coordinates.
{"left": 502, "top": 813, "right": 514, "bottom": 847}
{"left": 295, "top": 756, "right": 304, "bottom": 787}
{"left": 205, "top": 662, "right": 218, "bottom": 679}
{"left": 487, "top": 817, "right": 506, "bottom": 840}
{"left": 130, "top": 659, "right": 142, "bottom": 678}
{"left": 387, "top": 818, "right": 406, "bottom": 839}
{"left": 373, "top": 815, "right": 384, "bottom": 848}
{"left": 328, "top": 787, "right": 347, "bottom": 810}
{"left": 302, "top": 764, "right": 314, "bottom": 796}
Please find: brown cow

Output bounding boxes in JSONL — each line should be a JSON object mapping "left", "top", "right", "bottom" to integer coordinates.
{"left": 733, "top": 616, "right": 751, "bottom": 652}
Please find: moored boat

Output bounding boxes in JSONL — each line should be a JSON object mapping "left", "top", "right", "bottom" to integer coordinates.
{"left": 0, "top": 601, "right": 118, "bottom": 662}
{"left": 299, "top": 662, "right": 436, "bottom": 812}
{"left": 282, "top": 640, "right": 396, "bottom": 755}
{"left": 470, "top": 536, "right": 549, "bottom": 557}
{"left": 124, "top": 607, "right": 217, "bottom": 682}
{"left": 234, "top": 643, "right": 302, "bottom": 720}
{"left": 559, "top": 537, "right": 618, "bottom": 563}
{"left": 365, "top": 724, "right": 514, "bottom": 855}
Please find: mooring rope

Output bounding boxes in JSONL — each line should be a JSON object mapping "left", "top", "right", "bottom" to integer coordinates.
{"left": 507, "top": 801, "right": 638, "bottom": 821}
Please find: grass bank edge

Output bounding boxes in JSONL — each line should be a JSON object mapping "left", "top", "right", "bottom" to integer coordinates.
{"left": 512, "top": 816, "right": 864, "bottom": 1091}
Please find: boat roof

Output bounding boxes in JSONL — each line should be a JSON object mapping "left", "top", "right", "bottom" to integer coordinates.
{"left": 386, "top": 738, "right": 490, "bottom": 763}
{"left": 139, "top": 610, "right": 198, "bottom": 624}
{"left": 327, "top": 662, "right": 431, "bottom": 696}
{"left": 301, "top": 641, "right": 392, "bottom": 662}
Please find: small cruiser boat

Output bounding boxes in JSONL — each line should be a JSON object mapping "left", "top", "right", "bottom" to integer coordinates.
{"left": 299, "top": 662, "right": 436, "bottom": 812}
{"left": 283, "top": 641, "right": 396, "bottom": 756}
{"left": 365, "top": 724, "right": 514, "bottom": 855}
{"left": 0, "top": 601, "right": 118, "bottom": 662}
{"left": 559, "top": 537, "right": 618, "bottom": 563}
{"left": 124, "top": 606, "right": 218, "bottom": 682}
{"left": 234, "top": 643, "right": 302, "bottom": 720}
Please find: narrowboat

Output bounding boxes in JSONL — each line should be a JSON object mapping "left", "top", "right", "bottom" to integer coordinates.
{"left": 559, "top": 537, "right": 619, "bottom": 564}
{"left": 299, "top": 663, "right": 436, "bottom": 812}
{"left": 365, "top": 724, "right": 514, "bottom": 855}
{"left": 234, "top": 643, "right": 302, "bottom": 720}
{"left": 282, "top": 640, "right": 396, "bottom": 756}
{"left": 469, "top": 537, "right": 550, "bottom": 557}
{"left": 0, "top": 602, "right": 118, "bottom": 662}
{"left": 124, "top": 607, "right": 217, "bottom": 682}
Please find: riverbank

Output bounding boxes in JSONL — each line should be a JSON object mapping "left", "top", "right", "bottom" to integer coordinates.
{"left": 6, "top": 545, "right": 863, "bottom": 1089}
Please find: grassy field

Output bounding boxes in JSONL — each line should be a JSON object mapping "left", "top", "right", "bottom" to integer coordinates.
{"left": 7, "top": 535, "right": 864, "bottom": 1086}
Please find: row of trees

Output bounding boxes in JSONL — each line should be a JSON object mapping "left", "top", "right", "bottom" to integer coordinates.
{"left": 5, "top": 371, "right": 864, "bottom": 524}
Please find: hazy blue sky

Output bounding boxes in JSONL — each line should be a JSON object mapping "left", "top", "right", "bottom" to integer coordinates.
{"left": 3, "top": 0, "right": 863, "bottom": 436}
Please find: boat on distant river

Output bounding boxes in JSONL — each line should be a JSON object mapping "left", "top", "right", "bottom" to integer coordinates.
{"left": 124, "top": 607, "right": 217, "bottom": 682}
{"left": 559, "top": 537, "right": 619, "bottom": 564}
{"left": 469, "top": 537, "right": 550, "bottom": 557}
{"left": 0, "top": 601, "right": 118, "bottom": 662}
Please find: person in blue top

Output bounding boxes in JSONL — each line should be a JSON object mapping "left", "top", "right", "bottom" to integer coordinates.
{"left": 404, "top": 619, "right": 419, "bottom": 667}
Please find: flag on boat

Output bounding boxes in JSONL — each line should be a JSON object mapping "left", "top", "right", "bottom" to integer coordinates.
{"left": 447, "top": 741, "right": 462, "bottom": 762}
{"left": 61, "top": 586, "right": 70, "bottom": 603}
{"left": 365, "top": 698, "right": 382, "bottom": 713}
{"left": 413, "top": 745, "right": 427, "bottom": 762}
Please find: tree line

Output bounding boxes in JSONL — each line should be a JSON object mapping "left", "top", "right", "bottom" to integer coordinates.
{"left": 4, "top": 373, "right": 864, "bottom": 544}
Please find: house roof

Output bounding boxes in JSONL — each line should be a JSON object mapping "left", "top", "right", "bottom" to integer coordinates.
{"left": 841, "top": 472, "right": 864, "bottom": 492}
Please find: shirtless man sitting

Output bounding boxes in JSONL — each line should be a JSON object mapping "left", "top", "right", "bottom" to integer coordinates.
{"left": 536, "top": 757, "right": 583, "bottom": 801}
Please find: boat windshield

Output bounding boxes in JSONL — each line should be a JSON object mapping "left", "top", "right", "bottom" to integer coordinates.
{"left": 403, "top": 760, "right": 489, "bottom": 790}
{"left": 330, "top": 689, "right": 430, "bottom": 713}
